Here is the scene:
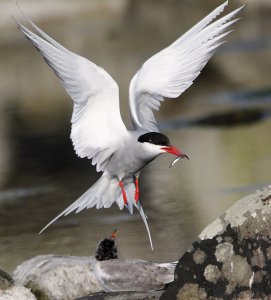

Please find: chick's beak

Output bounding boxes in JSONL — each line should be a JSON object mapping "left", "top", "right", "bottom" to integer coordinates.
{"left": 161, "top": 145, "right": 189, "bottom": 160}
{"left": 111, "top": 229, "right": 117, "bottom": 239}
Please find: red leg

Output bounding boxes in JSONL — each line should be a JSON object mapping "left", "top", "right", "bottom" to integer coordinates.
{"left": 119, "top": 181, "right": 128, "bottom": 205}
{"left": 134, "top": 177, "right": 139, "bottom": 203}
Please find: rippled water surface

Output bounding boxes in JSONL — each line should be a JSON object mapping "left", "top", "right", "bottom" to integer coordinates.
{"left": 0, "top": 0, "right": 271, "bottom": 273}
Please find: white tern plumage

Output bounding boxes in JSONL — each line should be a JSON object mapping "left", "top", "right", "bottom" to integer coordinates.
{"left": 15, "top": 1, "right": 244, "bottom": 250}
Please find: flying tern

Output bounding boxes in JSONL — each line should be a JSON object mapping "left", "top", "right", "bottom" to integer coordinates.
{"left": 15, "top": 1, "right": 244, "bottom": 250}
{"left": 94, "top": 229, "right": 177, "bottom": 292}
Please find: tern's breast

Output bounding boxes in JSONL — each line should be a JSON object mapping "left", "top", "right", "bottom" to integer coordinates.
{"left": 106, "top": 142, "right": 143, "bottom": 177}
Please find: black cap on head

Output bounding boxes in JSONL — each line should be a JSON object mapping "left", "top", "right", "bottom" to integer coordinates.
{"left": 95, "top": 237, "right": 118, "bottom": 261}
{"left": 138, "top": 132, "right": 170, "bottom": 146}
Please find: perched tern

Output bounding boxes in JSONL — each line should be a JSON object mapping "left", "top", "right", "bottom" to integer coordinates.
{"left": 15, "top": 1, "right": 244, "bottom": 250}
{"left": 94, "top": 230, "right": 177, "bottom": 292}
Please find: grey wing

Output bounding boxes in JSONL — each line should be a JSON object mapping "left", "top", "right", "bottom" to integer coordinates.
{"left": 96, "top": 259, "right": 175, "bottom": 292}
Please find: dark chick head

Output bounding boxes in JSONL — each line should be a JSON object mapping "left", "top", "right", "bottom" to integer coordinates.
{"left": 138, "top": 132, "right": 170, "bottom": 146}
{"left": 95, "top": 229, "right": 118, "bottom": 261}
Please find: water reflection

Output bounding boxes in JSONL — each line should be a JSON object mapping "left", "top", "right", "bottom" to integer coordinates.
{"left": 211, "top": 87, "right": 271, "bottom": 104}
{"left": 160, "top": 107, "right": 270, "bottom": 130}
{"left": 0, "top": 0, "right": 271, "bottom": 274}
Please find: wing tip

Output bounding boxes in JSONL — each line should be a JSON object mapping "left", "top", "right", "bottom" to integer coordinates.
{"left": 39, "top": 222, "right": 51, "bottom": 234}
{"left": 222, "top": 0, "right": 229, "bottom": 10}
{"left": 15, "top": 0, "right": 34, "bottom": 26}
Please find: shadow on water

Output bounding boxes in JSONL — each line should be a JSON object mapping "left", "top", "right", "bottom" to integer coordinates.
{"left": 160, "top": 87, "right": 271, "bottom": 131}
{"left": 221, "top": 38, "right": 271, "bottom": 53}
{"left": 211, "top": 87, "right": 271, "bottom": 105}
{"left": 5, "top": 101, "right": 81, "bottom": 176}
{"left": 160, "top": 107, "right": 270, "bottom": 131}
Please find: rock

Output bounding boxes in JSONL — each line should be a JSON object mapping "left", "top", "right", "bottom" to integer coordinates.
{"left": 0, "top": 269, "right": 36, "bottom": 300}
{"left": 13, "top": 255, "right": 101, "bottom": 300}
{"left": 176, "top": 284, "right": 207, "bottom": 300}
{"left": 76, "top": 291, "right": 163, "bottom": 300}
{"left": 222, "top": 255, "right": 253, "bottom": 287}
{"left": 0, "top": 286, "right": 37, "bottom": 300}
{"left": 162, "top": 185, "right": 271, "bottom": 299}
{"left": 203, "top": 265, "right": 221, "bottom": 284}
{"left": 0, "top": 270, "right": 14, "bottom": 291}
{"left": 13, "top": 254, "right": 175, "bottom": 299}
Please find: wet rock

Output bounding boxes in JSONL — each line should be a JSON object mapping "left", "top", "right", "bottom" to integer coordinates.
{"left": 13, "top": 255, "right": 101, "bottom": 300}
{"left": 0, "top": 269, "right": 36, "bottom": 300}
{"left": 162, "top": 185, "right": 271, "bottom": 299}
{"left": 203, "top": 265, "right": 221, "bottom": 284}
{"left": 221, "top": 255, "right": 253, "bottom": 287}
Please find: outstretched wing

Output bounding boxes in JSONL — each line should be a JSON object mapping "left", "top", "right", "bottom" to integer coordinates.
{"left": 129, "top": 1, "right": 244, "bottom": 132}
{"left": 16, "top": 10, "right": 127, "bottom": 172}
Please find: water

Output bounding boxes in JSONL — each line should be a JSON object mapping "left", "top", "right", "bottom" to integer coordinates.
{"left": 1, "top": 102, "right": 270, "bottom": 273}
{"left": 0, "top": 0, "right": 271, "bottom": 274}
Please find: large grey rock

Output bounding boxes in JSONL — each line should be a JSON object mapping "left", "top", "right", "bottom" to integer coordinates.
{"left": 13, "top": 254, "right": 175, "bottom": 299}
{"left": 0, "top": 269, "right": 36, "bottom": 300}
{"left": 162, "top": 185, "right": 271, "bottom": 299}
{"left": 13, "top": 255, "right": 101, "bottom": 300}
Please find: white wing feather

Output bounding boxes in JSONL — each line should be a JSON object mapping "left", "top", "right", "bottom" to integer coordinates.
{"left": 129, "top": 1, "right": 245, "bottom": 132}
{"left": 16, "top": 16, "right": 127, "bottom": 172}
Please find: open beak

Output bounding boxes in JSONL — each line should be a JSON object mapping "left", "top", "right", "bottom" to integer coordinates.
{"left": 161, "top": 145, "right": 189, "bottom": 160}
{"left": 110, "top": 229, "right": 117, "bottom": 239}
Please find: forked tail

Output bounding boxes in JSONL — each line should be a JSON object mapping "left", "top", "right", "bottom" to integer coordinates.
{"left": 135, "top": 202, "right": 153, "bottom": 250}
{"left": 39, "top": 174, "right": 153, "bottom": 250}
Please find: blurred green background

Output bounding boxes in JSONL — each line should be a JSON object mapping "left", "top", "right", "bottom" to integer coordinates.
{"left": 0, "top": 0, "right": 270, "bottom": 273}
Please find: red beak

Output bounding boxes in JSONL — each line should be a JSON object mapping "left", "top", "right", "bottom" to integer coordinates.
{"left": 111, "top": 229, "right": 117, "bottom": 239}
{"left": 161, "top": 145, "right": 189, "bottom": 160}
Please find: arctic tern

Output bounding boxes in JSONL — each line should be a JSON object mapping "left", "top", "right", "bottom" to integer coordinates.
{"left": 15, "top": 1, "right": 244, "bottom": 250}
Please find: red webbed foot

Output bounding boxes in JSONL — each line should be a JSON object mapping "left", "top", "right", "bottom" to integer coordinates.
{"left": 134, "top": 177, "right": 140, "bottom": 203}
